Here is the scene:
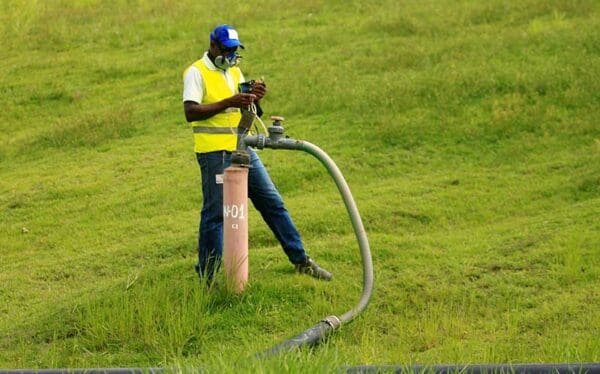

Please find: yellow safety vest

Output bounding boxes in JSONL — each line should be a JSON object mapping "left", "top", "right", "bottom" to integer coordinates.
{"left": 185, "top": 59, "right": 243, "bottom": 153}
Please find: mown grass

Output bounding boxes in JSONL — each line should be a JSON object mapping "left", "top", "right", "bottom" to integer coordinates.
{"left": 1, "top": 0, "right": 599, "bottom": 371}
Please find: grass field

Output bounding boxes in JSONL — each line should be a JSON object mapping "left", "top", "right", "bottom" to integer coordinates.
{"left": 1, "top": 0, "right": 599, "bottom": 371}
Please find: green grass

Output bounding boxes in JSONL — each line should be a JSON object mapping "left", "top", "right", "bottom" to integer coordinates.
{"left": 1, "top": 0, "right": 599, "bottom": 371}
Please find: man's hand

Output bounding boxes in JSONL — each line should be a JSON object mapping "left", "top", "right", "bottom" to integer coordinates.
{"left": 227, "top": 93, "right": 257, "bottom": 108}
{"left": 183, "top": 84, "right": 265, "bottom": 122}
{"left": 251, "top": 81, "right": 267, "bottom": 100}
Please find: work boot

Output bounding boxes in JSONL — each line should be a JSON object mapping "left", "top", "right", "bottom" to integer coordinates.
{"left": 295, "top": 258, "right": 332, "bottom": 281}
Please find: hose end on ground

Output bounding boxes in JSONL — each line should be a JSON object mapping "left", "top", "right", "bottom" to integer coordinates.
{"left": 256, "top": 316, "right": 341, "bottom": 359}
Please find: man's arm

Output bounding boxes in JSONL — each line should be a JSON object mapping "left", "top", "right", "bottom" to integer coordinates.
{"left": 184, "top": 93, "right": 258, "bottom": 122}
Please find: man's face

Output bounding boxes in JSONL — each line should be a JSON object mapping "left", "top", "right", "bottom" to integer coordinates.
{"left": 210, "top": 41, "right": 241, "bottom": 69}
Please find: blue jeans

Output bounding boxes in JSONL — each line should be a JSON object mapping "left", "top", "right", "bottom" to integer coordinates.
{"left": 196, "top": 149, "right": 308, "bottom": 281}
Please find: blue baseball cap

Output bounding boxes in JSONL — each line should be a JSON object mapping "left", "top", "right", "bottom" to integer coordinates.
{"left": 210, "top": 24, "right": 245, "bottom": 49}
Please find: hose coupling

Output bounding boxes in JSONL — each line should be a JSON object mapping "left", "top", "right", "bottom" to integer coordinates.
{"left": 321, "top": 315, "right": 341, "bottom": 329}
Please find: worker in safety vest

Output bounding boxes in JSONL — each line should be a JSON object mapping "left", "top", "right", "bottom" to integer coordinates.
{"left": 182, "top": 24, "right": 332, "bottom": 284}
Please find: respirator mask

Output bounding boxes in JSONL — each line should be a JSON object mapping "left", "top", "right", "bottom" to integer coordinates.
{"left": 214, "top": 47, "right": 241, "bottom": 70}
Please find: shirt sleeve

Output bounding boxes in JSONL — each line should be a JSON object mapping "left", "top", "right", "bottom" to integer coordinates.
{"left": 182, "top": 66, "right": 203, "bottom": 103}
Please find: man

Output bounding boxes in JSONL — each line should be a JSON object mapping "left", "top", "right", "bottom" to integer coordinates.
{"left": 182, "top": 24, "right": 332, "bottom": 284}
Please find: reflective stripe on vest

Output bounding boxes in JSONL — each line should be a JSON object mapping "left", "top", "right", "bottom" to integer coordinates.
{"left": 184, "top": 59, "right": 242, "bottom": 153}
{"left": 192, "top": 126, "right": 242, "bottom": 134}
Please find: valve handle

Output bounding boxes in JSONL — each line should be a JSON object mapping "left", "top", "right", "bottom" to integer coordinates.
{"left": 270, "top": 115, "right": 285, "bottom": 125}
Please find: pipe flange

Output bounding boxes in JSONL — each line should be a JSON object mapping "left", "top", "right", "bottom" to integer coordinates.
{"left": 268, "top": 125, "right": 284, "bottom": 135}
{"left": 256, "top": 135, "right": 266, "bottom": 149}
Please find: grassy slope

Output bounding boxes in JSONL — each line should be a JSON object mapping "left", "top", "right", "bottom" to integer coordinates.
{"left": 1, "top": 0, "right": 599, "bottom": 370}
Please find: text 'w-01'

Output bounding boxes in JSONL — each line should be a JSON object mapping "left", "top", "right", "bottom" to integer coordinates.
{"left": 224, "top": 204, "right": 246, "bottom": 220}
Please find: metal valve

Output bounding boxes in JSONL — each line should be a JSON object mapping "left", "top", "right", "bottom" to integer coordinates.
{"left": 270, "top": 115, "right": 285, "bottom": 126}
{"left": 268, "top": 115, "right": 285, "bottom": 142}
